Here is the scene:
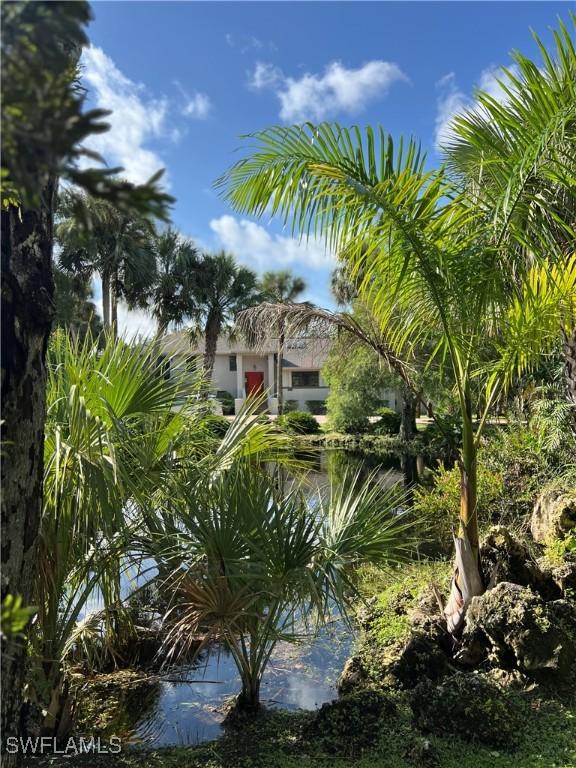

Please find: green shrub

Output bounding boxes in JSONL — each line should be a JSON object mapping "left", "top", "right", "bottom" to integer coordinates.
{"left": 411, "top": 672, "right": 528, "bottom": 748}
{"left": 277, "top": 410, "right": 320, "bottom": 435}
{"left": 412, "top": 463, "right": 505, "bottom": 554}
{"left": 421, "top": 414, "right": 462, "bottom": 467}
{"left": 206, "top": 415, "right": 231, "bottom": 438}
{"left": 283, "top": 399, "right": 299, "bottom": 413}
{"left": 306, "top": 399, "right": 327, "bottom": 415}
{"left": 216, "top": 390, "right": 234, "bottom": 415}
{"left": 372, "top": 407, "right": 401, "bottom": 435}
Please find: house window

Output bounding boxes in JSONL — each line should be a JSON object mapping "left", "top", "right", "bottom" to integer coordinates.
{"left": 229, "top": 355, "right": 237, "bottom": 371}
{"left": 291, "top": 371, "right": 319, "bottom": 388}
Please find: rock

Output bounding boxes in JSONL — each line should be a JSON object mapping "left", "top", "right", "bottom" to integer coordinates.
{"left": 388, "top": 625, "right": 452, "bottom": 688}
{"left": 531, "top": 489, "right": 576, "bottom": 544}
{"left": 304, "top": 689, "right": 396, "bottom": 757}
{"left": 550, "top": 557, "right": 576, "bottom": 595}
{"left": 460, "top": 582, "right": 576, "bottom": 694}
{"left": 481, "top": 526, "right": 560, "bottom": 600}
{"left": 410, "top": 671, "right": 527, "bottom": 748}
{"left": 337, "top": 656, "right": 370, "bottom": 695}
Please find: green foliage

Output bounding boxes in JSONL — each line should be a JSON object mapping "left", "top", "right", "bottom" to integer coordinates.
{"left": 306, "top": 400, "right": 327, "bottom": 415}
{"left": 421, "top": 414, "right": 462, "bottom": 467}
{"left": 283, "top": 399, "right": 299, "bottom": 413}
{"left": 216, "top": 390, "right": 235, "bottom": 415}
{"left": 324, "top": 340, "right": 393, "bottom": 434}
{"left": 53, "top": 267, "right": 102, "bottom": 341}
{"left": 412, "top": 464, "right": 505, "bottom": 553}
{"left": 277, "top": 410, "right": 321, "bottom": 435}
{"left": 304, "top": 690, "right": 396, "bottom": 757}
{"left": 371, "top": 407, "right": 401, "bottom": 436}
{"left": 156, "top": 466, "right": 410, "bottom": 711}
{"left": 411, "top": 673, "right": 528, "bottom": 748}
{"left": 0, "top": 595, "right": 37, "bottom": 640}
{"left": 206, "top": 415, "right": 231, "bottom": 438}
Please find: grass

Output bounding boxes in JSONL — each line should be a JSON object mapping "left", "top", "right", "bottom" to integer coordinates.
{"left": 32, "top": 697, "right": 576, "bottom": 767}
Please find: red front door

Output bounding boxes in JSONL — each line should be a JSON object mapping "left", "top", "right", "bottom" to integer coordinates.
{"left": 245, "top": 371, "right": 264, "bottom": 397}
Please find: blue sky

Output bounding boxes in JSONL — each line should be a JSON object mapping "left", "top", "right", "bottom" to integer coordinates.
{"left": 82, "top": 1, "right": 571, "bottom": 334}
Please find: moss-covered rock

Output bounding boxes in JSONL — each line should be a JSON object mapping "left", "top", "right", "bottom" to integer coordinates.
{"left": 460, "top": 582, "right": 576, "bottom": 694}
{"left": 531, "top": 489, "right": 576, "bottom": 544}
{"left": 410, "top": 672, "right": 528, "bottom": 748}
{"left": 481, "top": 526, "right": 560, "bottom": 600}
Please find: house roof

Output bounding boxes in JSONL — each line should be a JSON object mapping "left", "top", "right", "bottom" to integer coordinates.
{"left": 160, "top": 331, "right": 331, "bottom": 368}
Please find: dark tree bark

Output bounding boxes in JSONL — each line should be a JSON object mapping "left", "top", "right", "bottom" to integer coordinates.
{"left": 398, "top": 383, "right": 418, "bottom": 492}
{"left": 562, "top": 326, "right": 576, "bottom": 414}
{"left": 1, "top": 186, "right": 55, "bottom": 756}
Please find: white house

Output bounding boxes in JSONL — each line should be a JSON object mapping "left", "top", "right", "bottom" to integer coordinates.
{"left": 160, "top": 331, "right": 399, "bottom": 415}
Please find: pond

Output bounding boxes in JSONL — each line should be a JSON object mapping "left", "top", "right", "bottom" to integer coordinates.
{"left": 90, "top": 618, "right": 352, "bottom": 747}
{"left": 79, "top": 449, "right": 403, "bottom": 748}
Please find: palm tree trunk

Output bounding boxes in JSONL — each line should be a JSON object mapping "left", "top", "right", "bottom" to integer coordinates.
{"left": 398, "top": 383, "right": 418, "bottom": 492}
{"left": 562, "top": 325, "right": 576, "bottom": 417}
{"left": 277, "top": 325, "right": 285, "bottom": 415}
{"left": 102, "top": 270, "right": 111, "bottom": 331}
{"left": 238, "top": 673, "right": 260, "bottom": 713}
{"left": 445, "top": 387, "right": 483, "bottom": 634}
{"left": 203, "top": 312, "right": 220, "bottom": 383}
{"left": 110, "top": 269, "right": 118, "bottom": 341}
{"left": 1, "top": 186, "right": 56, "bottom": 757}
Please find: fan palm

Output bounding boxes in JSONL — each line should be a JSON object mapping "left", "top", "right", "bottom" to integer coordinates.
{"left": 260, "top": 270, "right": 306, "bottom": 413}
{"left": 56, "top": 189, "right": 157, "bottom": 337}
{"left": 218, "top": 109, "right": 575, "bottom": 632}
{"left": 188, "top": 251, "right": 261, "bottom": 379}
{"left": 147, "top": 228, "right": 200, "bottom": 337}
{"left": 155, "top": 463, "right": 410, "bottom": 713}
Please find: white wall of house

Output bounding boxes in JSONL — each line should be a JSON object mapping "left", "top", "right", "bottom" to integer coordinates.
{"left": 211, "top": 355, "right": 238, "bottom": 396}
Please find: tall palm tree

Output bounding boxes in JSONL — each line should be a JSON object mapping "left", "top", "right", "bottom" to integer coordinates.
{"left": 188, "top": 251, "right": 261, "bottom": 380}
{"left": 218, "top": 113, "right": 574, "bottom": 633}
{"left": 56, "top": 190, "right": 157, "bottom": 338}
{"left": 260, "top": 270, "right": 306, "bottom": 414}
{"left": 147, "top": 228, "right": 200, "bottom": 337}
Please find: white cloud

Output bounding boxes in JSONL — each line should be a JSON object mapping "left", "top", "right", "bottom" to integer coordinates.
{"left": 226, "top": 33, "right": 276, "bottom": 53}
{"left": 434, "top": 72, "right": 468, "bottom": 150}
{"left": 434, "top": 65, "right": 518, "bottom": 150}
{"left": 81, "top": 46, "right": 169, "bottom": 185}
{"left": 182, "top": 92, "right": 212, "bottom": 119}
{"left": 209, "top": 215, "right": 335, "bottom": 271}
{"left": 117, "top": 305, "right": 157, "bottom": 339}
{"left": 249, "top": 60, "right": 407, "bottom": 122}
{"left": 249, "top": 62, "right": 283, "bottom": 90}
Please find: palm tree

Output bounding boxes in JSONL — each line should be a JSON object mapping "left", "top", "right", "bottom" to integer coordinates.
{"left": 260, "top": 270, "right": 306, "bottom": 414}
{"left": 188, "top": 251, "right": 261, "bottom": 380}
{"left": 53, "top": 266, "right": 103, "bottom": 341}
{"left": 147, "top": 228, "right": 200, "bottom": 337}
{"left": 157, "top": 464, "right": 410, "bottom": 713}
{"left": 56, "top": 190, "right": 158, "bottom": 338}
{"left": 218, "top": 117, "right": 574, "bottom": 632}
{"left": 443, "top": 19, "right": 576, "bottom": 413}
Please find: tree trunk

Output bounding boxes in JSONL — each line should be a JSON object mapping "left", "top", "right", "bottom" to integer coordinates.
{"left": 203, "top": 313, "right": 220, "bottom": 384}
{"left": 398, "top": 384, "right": 418, "bottom": 492}
{"left": 1, "top": 188, "right": 55, "bottom": 756}
{"left": 110, "top": 269, "right": 118, "bottom": 341}
{"left": 238, "top": 675, "right": 260, "bottom": 713}
{"left": 101, "top": 270, "right": 111, "bottom": 331}
{"left": 444, "top": 391, "right": 484, "bottom": 635}
{"left": 562, "top": 325, "right": 576, "bottom": 418}
{"left": 277, "top": 326, "right": 285, "bottom": 416}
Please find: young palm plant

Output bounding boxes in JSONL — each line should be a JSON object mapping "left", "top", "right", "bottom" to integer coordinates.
{"left": 218, "top": 112, "right": 574, "bottom": 631}
{"left": 155, "top": 463, "right": 411, "bottom": 713}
